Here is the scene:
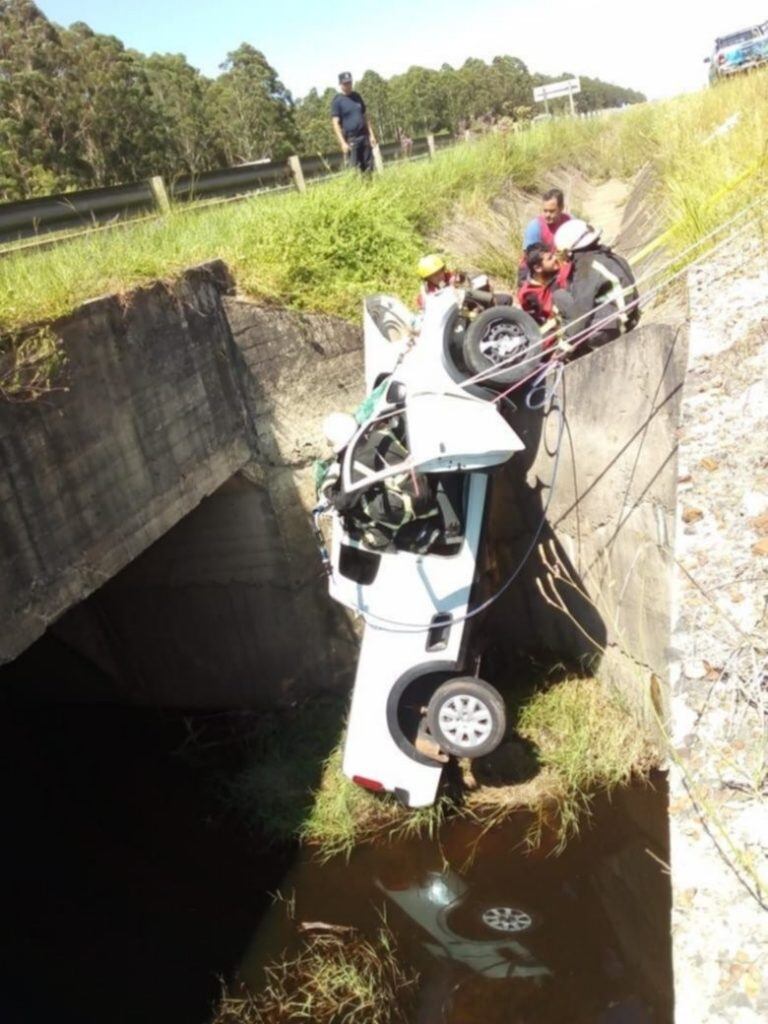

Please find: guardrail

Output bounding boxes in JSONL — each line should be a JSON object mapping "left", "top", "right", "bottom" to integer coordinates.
{"left": 0, "top": 133, "right": 451, "bottom": 252}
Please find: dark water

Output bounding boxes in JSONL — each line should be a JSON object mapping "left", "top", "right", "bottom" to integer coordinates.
{"left": 0, "top": 702, "right": 294, "bottom": 1024}
{"left": 0, "top": 698, "right": 672, "bottom": 1024}
{"left": 237, "top": 784, "right": 673, "bottom": 1024}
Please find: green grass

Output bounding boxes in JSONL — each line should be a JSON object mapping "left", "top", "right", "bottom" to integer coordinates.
{"left": 513, "top": 675, "right": 657, "bottom": 845}
{"left": 212, "top": 924, "right": 417, "bottom": 1024}
{"left": 299, "top": 747, "right": 452, "bottom": 862}
{"left": 2, "top": 73, "right": 768, "bottom": 340}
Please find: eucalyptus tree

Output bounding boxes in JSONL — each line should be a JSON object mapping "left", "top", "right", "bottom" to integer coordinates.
{"left": 208, "top": 43, "right": 299, "bottom": 164}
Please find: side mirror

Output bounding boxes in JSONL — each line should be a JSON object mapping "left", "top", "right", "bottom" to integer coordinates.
{"left": 703, "top": 56, "right": 711, "bottom": 63}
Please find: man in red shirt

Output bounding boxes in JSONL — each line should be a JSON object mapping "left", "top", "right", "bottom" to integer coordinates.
{"left": 518, "top": 188, "right": 571, "bottom": 285}
{"left": 517, "top": 243, "right": 571, "bottom": 330}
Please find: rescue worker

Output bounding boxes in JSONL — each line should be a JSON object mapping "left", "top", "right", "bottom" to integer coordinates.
{"left": 517, "top": 243, "right": 571, "bottom": 328}
{"left": 416, "top": 256, "right": 509, "bottom": 311}
{"left": 518, "top": 188, "right": 571, "bottom": 284}
{"left": 416, "top": 254, "right": 462, "bottom": 310}
{"left": 552, "top": 219, "right": 640, "bottom": 353}
{"left": 318, "top": 412, "right": 441, "bottom": 553}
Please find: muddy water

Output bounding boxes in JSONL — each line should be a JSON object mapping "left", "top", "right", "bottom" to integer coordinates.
{"left": 237, "top": 781, "right": 673, "bottom": 1024}
{"left": 0, "top": 690, "right": 672, "bottom": 1024}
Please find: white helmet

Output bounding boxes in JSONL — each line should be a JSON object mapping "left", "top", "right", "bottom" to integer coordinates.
{"left": 322, "top": 412, "right": 357, "bottom": 452}
{"left": 554, "top": 218, "right": 602, "bottom": 253}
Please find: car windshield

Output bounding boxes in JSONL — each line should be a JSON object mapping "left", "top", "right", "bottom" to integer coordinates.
{"left": 716, "top": 28, "right": 759, "bottom": 48}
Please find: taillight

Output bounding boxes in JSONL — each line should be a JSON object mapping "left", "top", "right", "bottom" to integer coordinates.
{"left": 352, "top": 775, "right": 384, "bottom": 792}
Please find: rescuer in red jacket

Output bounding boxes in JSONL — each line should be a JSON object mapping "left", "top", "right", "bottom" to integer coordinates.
{"left": 517, "top": 243, "right": 571, "bottom": 329}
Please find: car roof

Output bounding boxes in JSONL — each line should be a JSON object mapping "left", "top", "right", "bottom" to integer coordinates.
{"left": 715, "top": 25, "right": 763, "bottom": 48}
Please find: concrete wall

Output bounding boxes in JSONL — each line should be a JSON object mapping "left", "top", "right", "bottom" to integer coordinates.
{"left": 0, "top": 267, "right": 365, "bottom": 706}
{"left": 0, "top": 262, "right": 252, "bottom": 666}
{"left": 486, "top": 321, "right": 687, "bottom": 726}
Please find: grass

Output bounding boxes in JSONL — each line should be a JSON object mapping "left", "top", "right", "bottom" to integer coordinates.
{"left": 1, "top": 71, "right": 765, "bottom": 342}
{"left": 212, "top": 923, "right": 417, "bottom": 1024}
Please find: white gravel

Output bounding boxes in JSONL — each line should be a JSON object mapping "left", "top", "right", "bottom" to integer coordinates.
{"left": 669, "top": 235, "right": 768, "bottom": 1023}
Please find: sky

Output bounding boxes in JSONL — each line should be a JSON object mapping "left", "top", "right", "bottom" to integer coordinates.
{"left": 37, "top": 0, "right": 768, "bottom": 102}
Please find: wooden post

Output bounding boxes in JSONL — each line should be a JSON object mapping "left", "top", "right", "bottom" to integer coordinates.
{"left": 288, "top": 154, "right": 306, "bottom": 192}
{"left": 149, "top": 175, "right": 171, "bottom": 215}
{"left": 426, "top": 133, "right": 436, "bottom": 158}
{"left": 372, "top": 143, "right": 384, "bottom": 173}
{"left": 464, "top": 129, "right": 471, "bottom": 143}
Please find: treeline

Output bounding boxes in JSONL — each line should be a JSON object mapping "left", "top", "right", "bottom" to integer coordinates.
{"left": 0, "top": 0, "right": 645, "bottom": 202}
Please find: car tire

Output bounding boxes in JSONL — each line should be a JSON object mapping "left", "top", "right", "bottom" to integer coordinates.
{"left": 426, "top": 677, "right": 506, "bottom": 758}
{"left": 461, "top": 307, "right": 541, "bottom": 388}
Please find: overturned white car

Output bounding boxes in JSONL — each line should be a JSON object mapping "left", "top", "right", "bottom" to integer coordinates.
{"left": 318, "top": 287, "right": 542, "bottom": 807}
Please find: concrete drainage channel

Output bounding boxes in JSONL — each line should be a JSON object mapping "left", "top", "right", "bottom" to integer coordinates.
{"left": 2, "top": 173, "right": 737, "bottom": 1021}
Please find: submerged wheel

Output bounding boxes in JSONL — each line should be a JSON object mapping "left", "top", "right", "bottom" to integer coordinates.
{"left": 426, "top": 677, "right": 506, "bottom": 758}
{"left": 481, "top": 906, "right": 533, "bottom": 933}
{"left": 445, "top": 899, "right": 534, "bottom": 941}
{"left": 462, "top": 307, "right": 541, "bottom": 387}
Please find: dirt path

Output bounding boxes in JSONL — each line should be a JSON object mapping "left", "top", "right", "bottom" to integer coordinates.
{"left": 579, "top": 178, "right": 631, "bottom": 245}
{"left": 432, "top": 172, "right": 636, "bottom": 288}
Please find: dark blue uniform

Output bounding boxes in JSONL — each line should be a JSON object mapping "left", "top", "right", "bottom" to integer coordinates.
{"left": 331, "top": 90, "right": 373, "bottom": 173}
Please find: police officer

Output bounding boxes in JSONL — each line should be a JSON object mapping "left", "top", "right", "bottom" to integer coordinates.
{"left": 331, "top": 72, "right": 378, "bottom": 174}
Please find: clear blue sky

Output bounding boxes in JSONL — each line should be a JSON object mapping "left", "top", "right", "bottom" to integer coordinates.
{"left": 37, "top": 0, "right": 768, "bottom": 100}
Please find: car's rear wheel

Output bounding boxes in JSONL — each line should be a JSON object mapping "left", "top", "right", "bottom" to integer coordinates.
{"left": 445, "top": 899, "right": 534, "bottom": 941}
{"left": 462, "top": 307, "right": 541, "bottom": 388}
{"left": 426, "top": 677, "right": 506, "bottom": 758}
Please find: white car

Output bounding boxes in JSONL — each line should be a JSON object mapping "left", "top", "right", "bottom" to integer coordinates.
{"left": 322, "top": 287, "right": 542, "bottom": 807}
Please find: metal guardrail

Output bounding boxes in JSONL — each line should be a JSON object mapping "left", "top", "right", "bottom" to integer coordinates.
{"left": 0, "top": 133, "right": 453, "bottom": 253}
{"left": 0, "top": 181, "right": 157, "bottom": 244}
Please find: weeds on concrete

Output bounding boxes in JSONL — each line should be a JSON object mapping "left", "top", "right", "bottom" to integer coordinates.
{"left": 0, "top": 326, "right": 65, "bottom": 401}
{"left": 211, "top": 923, "right": 417, "bottom": 1024}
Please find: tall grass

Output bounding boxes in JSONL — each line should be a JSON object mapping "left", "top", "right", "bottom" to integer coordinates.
{"left": 212, "top": 924, "right": 417, "bottom": 1024}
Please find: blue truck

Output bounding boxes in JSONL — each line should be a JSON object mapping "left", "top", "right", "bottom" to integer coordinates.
{"left": 706, "top": 23, "right": 768, "bottom": 83}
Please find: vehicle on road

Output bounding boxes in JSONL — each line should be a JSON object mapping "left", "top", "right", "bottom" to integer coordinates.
{"left": 320, "top": 286, "right": 542, "bottom": 807}
{"left": 706, "top": 23, "right": 768, "bottom": 82}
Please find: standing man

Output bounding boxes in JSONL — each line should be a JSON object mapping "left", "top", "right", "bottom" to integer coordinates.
{"left": 331, "top": 72, "right": 378, "bottom": 174}
{"left": 523, "top": 188, "right": 571, "bottom": 250}
{"left": 518, "top": 188, "right": 571, "bottom": 284}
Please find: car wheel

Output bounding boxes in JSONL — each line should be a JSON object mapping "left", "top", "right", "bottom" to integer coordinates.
{"left": 426, "top": 677, "right": 506, "bottom": 758}
{"left": 462, "top": 307, "right": 541, "bottom": 387}
{"left": 444, "top": 898, "right": 534, "bottom": 941}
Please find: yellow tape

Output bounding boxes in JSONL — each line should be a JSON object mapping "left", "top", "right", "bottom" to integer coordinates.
{"left": 629, "top": 157, "right": 765, "bottom": 267}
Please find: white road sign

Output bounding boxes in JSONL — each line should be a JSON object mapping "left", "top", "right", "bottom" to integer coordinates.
{"left": 533, "top": 78, "right": 581, "bottom": 102}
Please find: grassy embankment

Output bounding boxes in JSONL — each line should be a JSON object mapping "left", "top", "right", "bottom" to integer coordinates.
{"left": 2, "top": 70, "right": 768, "bottom": 339}
{"left": 2, "top": 71, "right": 767, "bottom": 396}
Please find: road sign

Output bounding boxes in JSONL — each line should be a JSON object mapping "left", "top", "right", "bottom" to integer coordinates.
{"left": 533, "top": 78, "right": 581, "bottom": 103}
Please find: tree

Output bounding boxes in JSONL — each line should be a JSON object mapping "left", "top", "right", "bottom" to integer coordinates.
{"left": 0, "top": 0, "right": 72, "bottom": 198}
{"left": 144, "top": 53, "right": 217, "bottom": 177}
{"left": 59, "top": 23, "right": 168, "bottom": 186}
{"left": 294, "top": 86, "right": 336, "bottom": 155}
{"left": 208, "top": 44, "right": 299, "bottom": 164}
